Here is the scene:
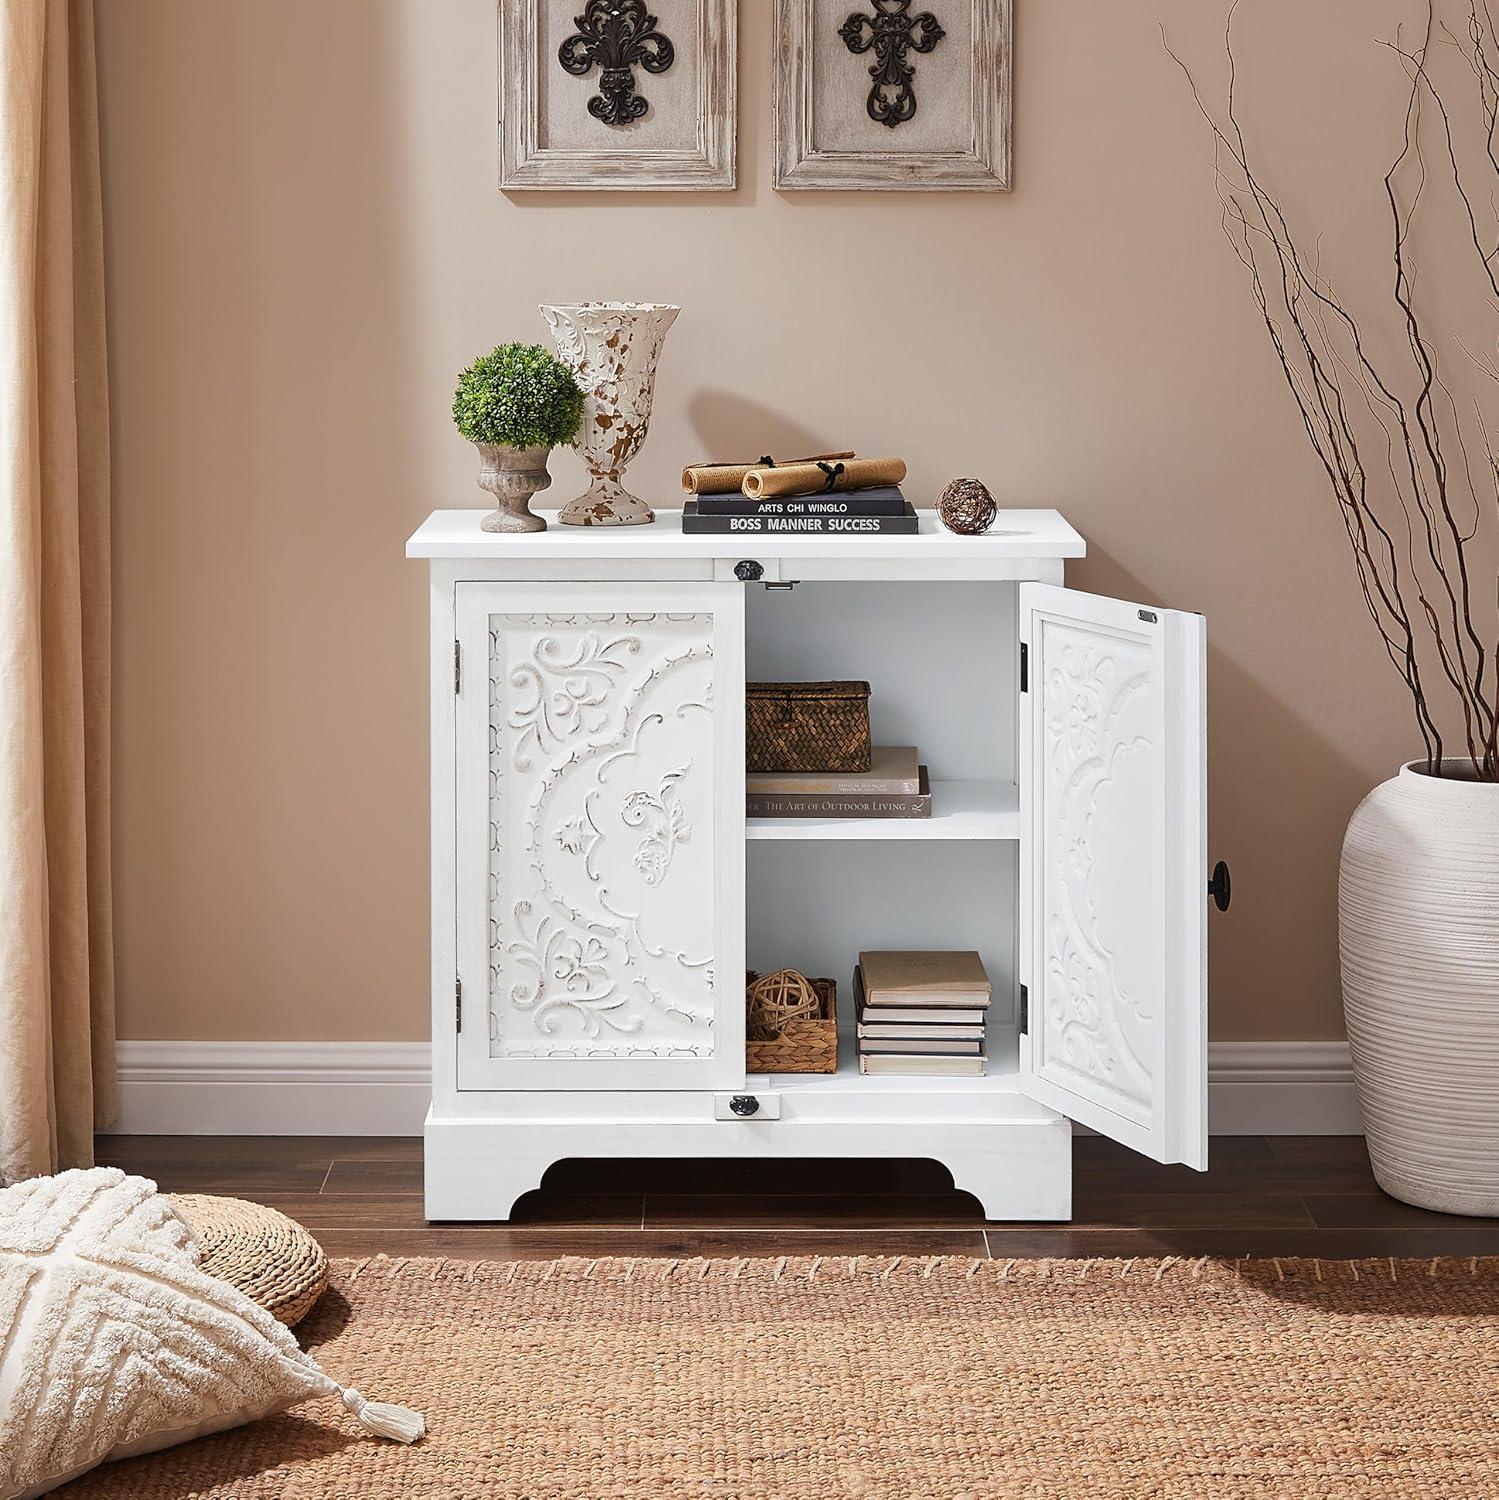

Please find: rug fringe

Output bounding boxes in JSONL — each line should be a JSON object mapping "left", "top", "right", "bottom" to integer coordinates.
{"left": 331, "top": 1251, "right": 1499, "bottom": 1287}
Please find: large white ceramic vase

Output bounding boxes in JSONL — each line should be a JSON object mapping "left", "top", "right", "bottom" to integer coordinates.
{"left": 1340, "top": 761, "right": 1499, "bottom": 1214}
{"left": 539, "top": 301, "right": 679, "bottom": 527}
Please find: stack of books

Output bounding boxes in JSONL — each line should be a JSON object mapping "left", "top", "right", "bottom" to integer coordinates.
{"left": 682, "top": 484, "right": 919, "bottom": 535}
{"left": 855, "top": 950, "right": 991, "bottom": 1076}
{"left": 746, "top": 745, "right": 930, "bottom": 820}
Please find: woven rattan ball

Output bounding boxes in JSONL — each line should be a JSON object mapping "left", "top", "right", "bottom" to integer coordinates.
{"left": 746, "top": 968, "right": 821, "bottom": 1040}
{"left": 169, "top": 1193, "right": 329, "bottom": 1327}
{"left": 937, "top": 477, "right": 997, "bottom": 535}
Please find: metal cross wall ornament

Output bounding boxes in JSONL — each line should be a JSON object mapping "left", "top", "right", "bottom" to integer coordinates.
{"left": 838, "top": 0, "right": 945, "bottom": 129}
{"left": 558, "top": 0, "right": 675, "bottom": 127}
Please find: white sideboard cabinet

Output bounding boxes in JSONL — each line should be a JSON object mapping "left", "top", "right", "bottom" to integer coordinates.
{"left": 407, "top": 508, "right": 1218, "bottom": 1220}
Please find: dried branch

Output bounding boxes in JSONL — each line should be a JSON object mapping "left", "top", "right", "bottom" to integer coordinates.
{"left": 1165, "top": 0, "right": 1499, "bottom": 779}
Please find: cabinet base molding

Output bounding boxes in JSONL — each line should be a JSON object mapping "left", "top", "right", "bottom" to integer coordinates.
{"left": 424, "top": 1110, "right": 1074, "bottom": 1222}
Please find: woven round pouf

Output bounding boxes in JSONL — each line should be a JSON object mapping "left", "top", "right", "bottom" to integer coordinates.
{"left": 169, "top": 1193, "right": 330, "bottom": 1327}
{"left": 746, "top": 968, "right": 821, "bottom": 1041}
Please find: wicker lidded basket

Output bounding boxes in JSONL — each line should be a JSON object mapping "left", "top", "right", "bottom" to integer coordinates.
{"left": 746, "top": 681, "right": 872, "bottom": 773}
{"left": 744, "top": 971, "right": 839, "bottom": 1074}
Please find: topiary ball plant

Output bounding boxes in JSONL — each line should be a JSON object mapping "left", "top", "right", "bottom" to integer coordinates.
{"left": 452, "top": 343, "right": 584, "bottom": 451}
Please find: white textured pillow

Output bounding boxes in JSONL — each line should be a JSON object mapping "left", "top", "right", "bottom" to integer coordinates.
{"left": 0, "top": 1168, "right": 422, "bottom": 1500}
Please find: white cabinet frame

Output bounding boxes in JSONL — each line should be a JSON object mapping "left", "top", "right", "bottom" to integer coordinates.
{"left": 411, "top": 513, "right": 1212, "bottom": 1220}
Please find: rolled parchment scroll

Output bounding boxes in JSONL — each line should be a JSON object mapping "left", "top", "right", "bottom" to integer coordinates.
{"left": 681, "top": 451, "right": 856, "bottom": 495}
{"left": 742, "top": 456, "right": 906, "bottom": 499}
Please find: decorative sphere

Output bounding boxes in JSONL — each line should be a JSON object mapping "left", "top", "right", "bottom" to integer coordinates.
{"left": 938, "top": 478, "right": 997, "bottom": 535}
{"left": 746, "top": 968, "right": 821, "bottom": 1040}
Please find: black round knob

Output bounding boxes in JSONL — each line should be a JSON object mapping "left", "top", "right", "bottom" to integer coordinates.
{"left": 729, "top": 1094, "right": 760, "bottom": 1117}
{"left": 1208, "top": 860, "right": 1231, "bottom": 912}
{"left": 734, "top": 560, "right": 764, "bottom": 582}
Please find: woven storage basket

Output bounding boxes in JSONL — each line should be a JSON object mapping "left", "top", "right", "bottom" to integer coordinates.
{"left": 169, "top": 1193, "right": 330, "bottom": 1327}
{"left": 744, "top": 972, "right": 839, "bottom": 1073}
{"left": 746, "top": 681, "right": 871, "bottom": 773}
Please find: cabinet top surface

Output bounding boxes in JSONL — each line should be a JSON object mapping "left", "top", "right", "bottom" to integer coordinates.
{"left": 406, "top": 507, "right": 1086, "bottom": 561}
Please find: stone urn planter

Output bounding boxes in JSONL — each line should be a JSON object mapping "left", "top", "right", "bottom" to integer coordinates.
{"left": 1340, "top": 760, "right": 1499, "bottom": 1215}
{"left": 475, "top": 443, "right": 551, "bottom": 534}
{"left": 539, "top": 301, "right": 679, "bottom": 527}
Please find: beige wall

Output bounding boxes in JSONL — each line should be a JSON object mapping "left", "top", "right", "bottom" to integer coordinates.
{"left": 96, "top": 0, "right": 1424, "bottom": 1044}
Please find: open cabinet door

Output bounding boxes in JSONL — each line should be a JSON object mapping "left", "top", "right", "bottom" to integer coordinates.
{"left": 1018, "top": 584, "right": 1207, "bottom": 1169}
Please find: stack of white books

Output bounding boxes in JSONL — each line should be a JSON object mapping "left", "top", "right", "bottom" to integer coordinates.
{"left": 854, "top": 950, "right": 991, "bottom": 1077}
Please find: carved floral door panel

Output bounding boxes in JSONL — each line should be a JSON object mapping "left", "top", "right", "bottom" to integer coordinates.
{"left": 1017, "top": 584, "right": 1207, "bottom": 1168}
{"left": 454, "top": 583, "right": 745, "bottom": 1091}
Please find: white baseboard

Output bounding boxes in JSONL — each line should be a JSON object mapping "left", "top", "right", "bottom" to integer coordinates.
{"left": 1206, "top": 1041, "right": 1361, "bottom": 1135}
{"left": 111, "top": 1039, "right": 1362, "bottom": 1138}
{"left": 113, "top": 1042, "right": 432, "bottom": 1136}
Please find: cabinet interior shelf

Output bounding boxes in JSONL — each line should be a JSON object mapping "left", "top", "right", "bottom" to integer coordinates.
{"left": 754, "top": 1026, "right": 1022, "bottom": 1093}
{"left": 745, "top": 778, "right": 1019, "bottom": 841}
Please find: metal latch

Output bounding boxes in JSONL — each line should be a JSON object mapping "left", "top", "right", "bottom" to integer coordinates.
{"left": 714, "top": 1092, "right": 781, "bottom": 1120}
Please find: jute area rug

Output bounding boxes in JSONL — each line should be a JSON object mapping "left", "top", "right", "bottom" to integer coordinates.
{"left": 61, "top": 1254, "right": 1499, "bottom": 1499}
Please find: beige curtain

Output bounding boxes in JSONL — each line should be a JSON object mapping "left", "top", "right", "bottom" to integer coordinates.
{"left": 0, "top": 0, "right": 114, "bottom": 1183}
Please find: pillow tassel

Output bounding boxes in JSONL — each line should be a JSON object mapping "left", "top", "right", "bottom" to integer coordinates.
{"left": 338, "top": 1384, "right": 426, "bottom": 1443}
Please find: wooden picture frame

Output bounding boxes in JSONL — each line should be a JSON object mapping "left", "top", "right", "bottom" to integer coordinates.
{"left": 773, "top": 0, "right": 1012, "bottom": 191}
{"left": 500, "top": 1, "right": 737, "bottom": 191}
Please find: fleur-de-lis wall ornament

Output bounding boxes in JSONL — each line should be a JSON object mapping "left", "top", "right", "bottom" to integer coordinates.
{"left": 558, "top": 0, "right": 675, "bottom": 127}
{"left": 838, "top": 0, "right": 945, "bottom": 129}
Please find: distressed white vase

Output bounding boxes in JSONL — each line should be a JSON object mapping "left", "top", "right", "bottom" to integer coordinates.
{"left": 1339, "top": 761, "right": 1499, "bottom": 1215}
{"left": 539, "top": 301, "right": 679, "bottom": 527}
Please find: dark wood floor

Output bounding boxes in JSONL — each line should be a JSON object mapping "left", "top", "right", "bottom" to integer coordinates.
{"left": 94, "top": 1135, "right": 1499, "bottom": 1261}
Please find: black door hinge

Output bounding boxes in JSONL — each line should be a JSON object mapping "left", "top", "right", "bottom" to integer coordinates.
{"left": 455, "top": 976, "right": 463, "bottom": 1032}
{"left": 1019, "top": 983, "right": 1029, "bottom": 1034}
{"left": 1019, "top": 642, "right": 1028, "bottom": 694}
{"left": 453, "top": 640, "right": 461, "bottom": 694}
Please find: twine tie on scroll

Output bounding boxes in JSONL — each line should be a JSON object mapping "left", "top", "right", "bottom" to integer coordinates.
{"left": 817, "top": 461, "right": 846, "bottom": 491}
